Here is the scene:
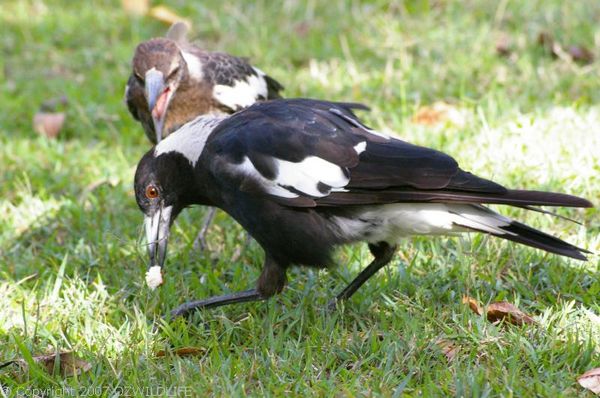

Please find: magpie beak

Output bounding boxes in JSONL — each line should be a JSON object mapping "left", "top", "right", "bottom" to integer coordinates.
{"left": 144, "top": 204, "right": 172, "bottom": 269}
{"left": 145, "top": 69, "right": 169, "bottom": 143}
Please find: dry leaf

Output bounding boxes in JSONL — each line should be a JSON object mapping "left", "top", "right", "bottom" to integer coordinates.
{"left": 463, "top": 297, "right": 534, "bottom": 326}
{"left": 567, "top": 45, "right": 594, "bottom": 64}
{"left": 294, "top": 22, "right": 311, "bottom": 38}
{"left": 148, "top": 5, "right": 191, "bottom": 30}
{"left": 486, "top": 302, "right": 535, "bottom": 326}
{"left": 412, "top": 102, "right": 466, "bottom": 127}
{"left": 155, "top": 347, "right": 205, "bottom": 358}
{"left": 33, "top": 112, "right": 65, "bottom": 138}
{"left": 1, "top": 352, "right": 91, "bottom": 377}
{"left": 462, "top": 295, "right": 483, "bottom": 315}
{"left": 578, "top": 368, "right": 600, "bottom": 394}
{"left": 496, "top": 34, "right": 511, "bottom": 57}
{"left": 435, "top": 339, "right": 459, "bottom": 362}
{"left": 121, "top": 0, "right": 149, "bottom": 15}
{"left": 537, "top": 32, "right": 555, "bottom": 53}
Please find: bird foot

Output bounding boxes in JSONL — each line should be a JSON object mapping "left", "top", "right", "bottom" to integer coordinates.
{"left": 326, "top": 297, "right": 343, "bottom": 312}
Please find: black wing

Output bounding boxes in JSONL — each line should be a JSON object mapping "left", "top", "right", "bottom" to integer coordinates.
{"left": 209, "top": 99, "right": 592, "bottom": 209}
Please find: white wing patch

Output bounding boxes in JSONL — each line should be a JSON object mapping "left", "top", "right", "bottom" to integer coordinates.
{"left": 274, "top": 157, "right": 350, "bottom": 197}
{"left": 181, "top": 51, "right": 204, "bottom": 81}
{"left": 354, "top": 141, "right": 367, "bottom": 154}
{"left": 237, "top": 157, "right": 299, "bottom": 198}
{"left": 213, "top": 73, "right": 268, "bottom": 110}
{"left": 234, "top": 155, "right": 350, "bottom": 198}
{"left": 155, "top": 115, "right": 225, "bottom": 166}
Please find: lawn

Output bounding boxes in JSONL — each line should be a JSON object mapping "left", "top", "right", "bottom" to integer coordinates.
{"left": 1, "top": 0, "right": 599, "bottom": 396}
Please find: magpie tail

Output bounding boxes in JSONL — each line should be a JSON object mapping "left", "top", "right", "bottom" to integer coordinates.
{"left": 458, "top": 208, "right": 591, "bottom": 261}
{"left": 493, "top": 220, "right": 589, "bottom": 260}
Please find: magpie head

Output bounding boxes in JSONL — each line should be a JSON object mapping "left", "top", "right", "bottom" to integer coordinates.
{"left": 134, "top": 149, "right": 197, "bottom": 272}
{"left": 132, "top": 38, "right": 186, "bottom": 143}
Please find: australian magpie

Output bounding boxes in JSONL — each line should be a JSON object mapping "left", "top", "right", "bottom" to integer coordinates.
{"left": 126, "top": 22, "right": 284, "bottom": 144}
{"left": 126, "top": 22, "right": 284, "bottom": 249}
{"left": 133, "top": 99, "right": 592, "bottom": 317}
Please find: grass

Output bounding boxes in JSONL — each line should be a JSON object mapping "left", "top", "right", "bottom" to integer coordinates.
{"left": 1, "top": 0, "right": 599, "bottom": 395}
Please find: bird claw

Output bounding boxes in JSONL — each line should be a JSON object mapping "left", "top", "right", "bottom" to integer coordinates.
{"left": 326, "top": 297, "right": 342, "bottom": 312}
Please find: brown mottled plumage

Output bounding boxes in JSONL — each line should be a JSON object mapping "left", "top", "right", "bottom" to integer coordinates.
{"left": 125, "top": 23, "right": 283, "bottom": 144}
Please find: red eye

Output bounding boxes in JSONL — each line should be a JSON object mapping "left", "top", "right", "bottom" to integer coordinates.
{"left": 145, "top": 185, "right": 159, "bottom": 199}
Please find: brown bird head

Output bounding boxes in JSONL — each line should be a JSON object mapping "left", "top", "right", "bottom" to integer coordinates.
{"left": 132, "top": 38, "right": 187, "bottom": 142}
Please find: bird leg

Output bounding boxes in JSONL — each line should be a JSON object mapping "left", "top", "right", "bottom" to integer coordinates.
{"left": 170, "top": 288, "right": 265, "bottom": 318}
{"left": 192, "top": 207, "right": 217, "bottom": 251}
{"left": 169, "top": 255, "right": 287, "bottom": 318}
{"left": 328, "top": 242, "right": 397, "bottom": 310}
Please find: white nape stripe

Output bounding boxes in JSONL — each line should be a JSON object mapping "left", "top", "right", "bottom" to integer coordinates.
{"left": 354, "top": 141, "right": 367, "bottom": 154}
{"left": 333, "top": 203, "right": 514, "bottom": 244}
{"left": 181, "top": 51, "right": 203, "bottom": 81}
{"left": 154, "top": 115, "right": 225, "bottom": 166}
{"left": 274, "top": 157, "right": 349, "bottom": 197}
{"left": 213, "top": 74, "right": 268, "bottom": 110}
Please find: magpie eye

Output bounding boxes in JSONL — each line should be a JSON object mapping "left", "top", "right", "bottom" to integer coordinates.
{"left": 167, "top": 66, "right": 180, "bottom": 79}
{"left": 145, "top": 185, "right": 159, "bottom": 199}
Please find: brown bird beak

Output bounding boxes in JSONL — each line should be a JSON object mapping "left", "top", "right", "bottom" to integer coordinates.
{"left": 145, "top": 69, "right": 170, "bottom": 143}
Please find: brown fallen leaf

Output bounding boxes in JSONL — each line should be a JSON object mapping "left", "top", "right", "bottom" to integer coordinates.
{"left": 435, "top": 339, "right": 459, "bottom": 362}
{"left": 412, "top": 102, "right": 466, "bottom": 127}
{"left": 1, "top": 351, "right": 91, "bottom": 377}
{"left": 496, "top": 34, "right": 511, "bottom": 57}
{"left": 33, "top": 112, "right": 65, "bottom": 138}
{"left": 537, "top": 31, "right": 555, "bottom": 53}
{"left": 462, "top": 295, "right": 483, "bottom": 315}
{"left": 578, "top": 367, "right": 600, "bottom": 394}
{"left": 567, "top": 45, "right": 594, "bottom": 64}
{"left": 155, "top": 347, "right": 205, "bottom": 358}
{"left": 486, "top": 302, "right": 535, "bottom": 326}
{"left": 463, "top": 297, "right": 534, "bottom": 326}
{"left": 121, "top": 0, "right": 149, "bottom": 16}
{"left": 148, "top": 5, "right": 191, "bottom": 30}
{"left": 294, "top": 21, "right": 311, "bottom": 38}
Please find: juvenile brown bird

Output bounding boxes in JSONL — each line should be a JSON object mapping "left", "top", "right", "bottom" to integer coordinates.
{"left": 125, "top": 22, "right": 284, "bottom": 144}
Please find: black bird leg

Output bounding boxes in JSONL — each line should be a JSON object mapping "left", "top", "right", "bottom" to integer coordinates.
{"left": 170, "top": 289, "right": 265, "bottom": 318}
{"left": 328, "top": 242, "right": 397, "bottom": 310}
{"left": 169, "top": 255, "right": 287, "bottom": 318}
{"left": 193, "top": 207, "right": 217, "bottom": 251}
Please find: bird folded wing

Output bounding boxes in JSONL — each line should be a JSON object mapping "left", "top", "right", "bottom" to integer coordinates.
{"left": 206, "top": 100, "right": 510, "bottom": 208}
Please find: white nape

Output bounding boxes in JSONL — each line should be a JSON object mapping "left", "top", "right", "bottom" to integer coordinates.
{"left": 213, "top": 73, "right": 268, "bottom": 110}
{"left": 333, "top": 203, "right": 514, "bottom": 244}
{"left": 154, "top": 115, "right": 225, "bottom": 166}
{"left": 181, "top": 51, "right": 204, "bottom": 81}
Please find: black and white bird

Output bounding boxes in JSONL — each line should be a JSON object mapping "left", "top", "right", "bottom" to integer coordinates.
{"left": 125, "top": 22, "right": 284, "bottom": 144}
{"left": 133, "top": 99, "right": 592, "bottom": 317}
